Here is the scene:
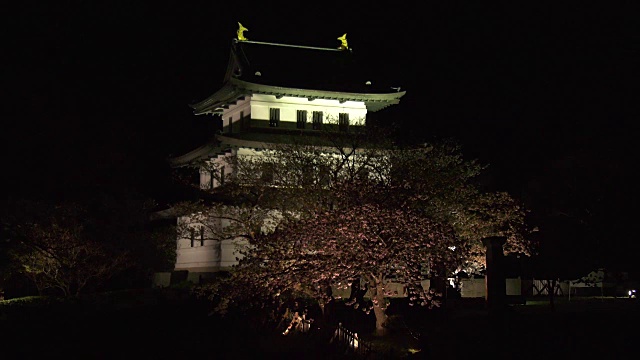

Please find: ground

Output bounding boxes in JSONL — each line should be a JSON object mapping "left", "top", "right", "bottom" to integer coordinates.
{"left": 1, "top": 291, "right": 638, "bottom": 359}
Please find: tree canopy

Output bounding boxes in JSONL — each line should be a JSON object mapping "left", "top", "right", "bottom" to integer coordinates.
{"left": 185, "top": 130, "right": 533, "bottom": 334}
{"left": 2, "top": 190, "right": 176, "bottom": 297}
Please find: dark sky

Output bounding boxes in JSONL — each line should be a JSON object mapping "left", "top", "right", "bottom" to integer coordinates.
{"left": 8, "top": 2, "right": 638, "bottom": 201}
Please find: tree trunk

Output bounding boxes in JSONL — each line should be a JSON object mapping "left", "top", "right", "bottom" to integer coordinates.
{"left": 371, "top": 281, "right": 387, "bottom": 336}
{"left": 350, "top": 277, "right": 368, "bottom": 304}
{"left": 548, "top": 279, "right": 556, "bottom": 312}
{"left": 430, "top": 275, "right": 447, "bottom": 304}
{"left": 318, "top": 281, "right": 333, "bottom": 322}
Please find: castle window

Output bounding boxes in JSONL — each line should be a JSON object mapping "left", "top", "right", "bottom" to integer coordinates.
{"left": 302, "top": 164, "right": 314, "bottom": 185}
{"left": 339, "top": 113, "right": 349, "bottom": 132}
{"left": 269, "top": 108, "right": 280, "bottom": 127}
{"left": 297, "top": 110, "right": 307, "bottom": 129}
{"left": 200, "top": 226, "right": 205, "bottom": 246}
{"left": 190, "top": 228, "right": 195, "bottom": 247}
{"left": 319, "top": 165, "right": 331, "bottom": 187}
{"left": 220, "top": 166, "right": 225, "bottom": 185}
{"left": 210, "top": 169, "right": 215, "bottom": 189}
{"left": 357, "top": 167, "right": 370, "bottom": 181}
{"left": 312, "top": 111, "right": 323, "bottom": 130}
{"left": 241, "top": 111, "right": 248, "bottom": 131}
{"left": 261, "top": 163, "right": 274, "bottom": 183}
{"left": 228, "top": 116, "right": 233, "bottom": 133}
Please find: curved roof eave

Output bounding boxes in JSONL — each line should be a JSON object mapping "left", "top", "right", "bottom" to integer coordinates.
{"left": 190, "top": 78, "right": 406, "bottom": 115}
{"left": 168, "top": 141, "right": 225, "bottom": 168}
{"left": 216, "top": 134, "right": 373, "bottom": 154}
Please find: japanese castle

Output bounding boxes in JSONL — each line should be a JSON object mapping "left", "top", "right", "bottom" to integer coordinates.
{"left": 168, "top": 23, "right": 406, "bottom": 278}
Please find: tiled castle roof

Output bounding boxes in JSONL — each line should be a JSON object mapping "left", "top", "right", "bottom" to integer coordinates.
{"left": 190, "top": 28, "right": 405, "bottom": 115}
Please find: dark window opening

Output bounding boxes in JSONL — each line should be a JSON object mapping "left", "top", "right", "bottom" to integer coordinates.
{"left": 312, "top": 111, "right": 323, "bottom": 130}
{"left": 302, "top": 164, "right": 315, "bottom": 185}
{"left": 270, "top": 108, "right": 280, "bottom": 127}
{"left": 357, "top": 167, "right": 370, "bottom": 181}
{"left": 297, "top": 110, "right": 307, "bottom": 129}
{"left": 261, "top": 163, "right": 274, "bottom": 183}
{"left": 319, "top": 166, "right": 331, "bottom": 187}
{"left": 339, "top": 113, "right": 349, "bottom": 132}
{"left": 241, "top": 111, "right": 248, "bottom": 131}
{"left": 190, "top": 228, "right": 195, "bottom": 247}
{"left": 200, "top": 226, "right": 205, "bottom": 246}
{"left": 210, "top": 170, "right": 215, "bottom": 189}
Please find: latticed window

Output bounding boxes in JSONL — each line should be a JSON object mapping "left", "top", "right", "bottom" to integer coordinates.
{"left": 339, "top": 113, "right": 349, "bottom": 132}
{"left": 269, "top": 108, "right": 280, "bottom": 127}
{"left": 302, "top": 164, "right": 315, "bottom": 185}
{"left": 297, "top": 110, "right": 307, "bottom": 129}
{"left": 319, "top": 165, "right": 331, "bottom": 187}
{"left": 357, "top": 167, "right": 370, "bottom": 181}
{"left": 312, "top": 111, "right": 323, "bottom": 130}
{"left": 210, "top": 169, "right": 215, "bottom": 189}
{"left": 261, "top": 163, "right": 274, "bottom": 183}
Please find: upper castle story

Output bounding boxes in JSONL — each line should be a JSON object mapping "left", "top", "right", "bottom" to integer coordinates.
{"left": 170, "top": 23, "right": 406, "bottom": 170}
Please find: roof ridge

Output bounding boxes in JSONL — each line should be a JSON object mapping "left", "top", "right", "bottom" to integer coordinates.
{"left": 235, "top": 39, "right": 348, "bottom": 53}
{"left": 233, "top": 22, "right": 351, "bottom": 52}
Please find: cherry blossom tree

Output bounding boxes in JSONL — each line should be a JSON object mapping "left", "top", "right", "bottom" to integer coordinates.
{"left": 376, "top": 141, "right": 532, "bottom": 273}
{"left": 181, "top": 128, "right": 533, "bottom": 334}
{"left": 5, "top": 201, "right": 129, "bottom": 296}
{"left": 229, "top": 200, "right": 461, "bottom": 335}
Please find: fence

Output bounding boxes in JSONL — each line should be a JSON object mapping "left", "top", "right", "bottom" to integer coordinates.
{"left": 531, "top": 279, "right": 568, "bottom": 296}
{"left": 330, "top": 322, "right": 372, "bottom": 357}
{"left": 281, "top": 310, "right": 313, "bottom": 335}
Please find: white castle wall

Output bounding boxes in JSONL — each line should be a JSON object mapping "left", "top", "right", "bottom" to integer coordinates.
{"left": 222, "top": 94, "right": 368, "bottom": 128}
{"left": 460, "top": 277, "right": 523, "bottom": 298}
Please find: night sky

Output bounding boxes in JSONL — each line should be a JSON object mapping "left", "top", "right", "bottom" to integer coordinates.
{"left": 8, "top": 3, "right": 638, "bottom": 213}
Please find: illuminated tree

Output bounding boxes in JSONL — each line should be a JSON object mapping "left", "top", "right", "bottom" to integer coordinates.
{"left": 231, "top": 197, "right": 461, "bottom": 335}
{"left": 219, "top": 159, "right": 529, "bottom": 335}
{"left": 5, "top": 201, "right": 129, "bottom": 296}
{"left": 3, "top": 191, "right": 175, "bottom": 297}
{"left": 184, "top": 127, "right": 532, "bottom": 334}
{"left": 173, "top": 119, "right": 401, "bottom": 269}
{"left": 381, "top": 140, "right": 532, "bottom": 273}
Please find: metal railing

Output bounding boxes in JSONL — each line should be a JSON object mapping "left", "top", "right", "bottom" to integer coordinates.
{"left": 330, "top": 322, "right": 372, "bottom": 357}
